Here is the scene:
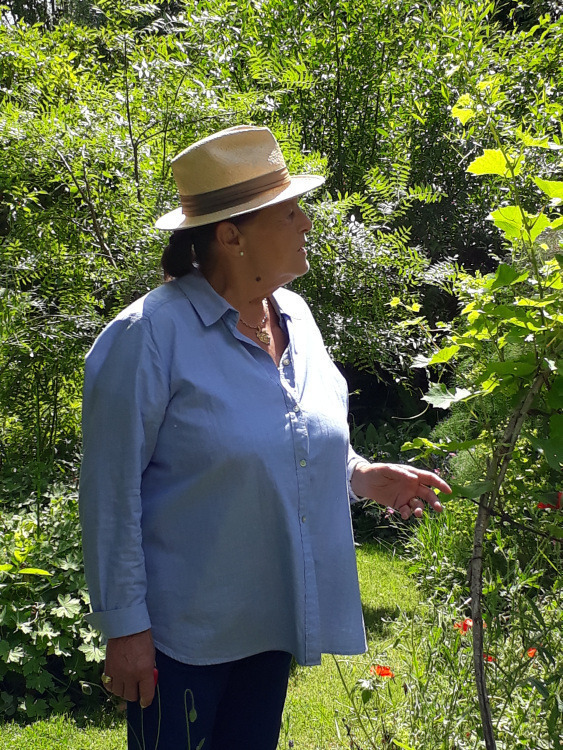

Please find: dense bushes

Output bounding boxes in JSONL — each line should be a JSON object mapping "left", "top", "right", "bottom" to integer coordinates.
{"left": 0, "top": 487, "right": 105, "bottom": 718}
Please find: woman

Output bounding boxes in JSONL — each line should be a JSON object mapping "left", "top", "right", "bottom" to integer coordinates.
{"left": 79, "top": 125, "right": 450, "bottom": 750}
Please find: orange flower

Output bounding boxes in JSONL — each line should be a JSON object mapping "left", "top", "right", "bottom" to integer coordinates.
{"left": 370, "top": 665, "right": 395, "bottom": 678}
{"left": 526, "top": 647, "right": 537, "bottom": 658}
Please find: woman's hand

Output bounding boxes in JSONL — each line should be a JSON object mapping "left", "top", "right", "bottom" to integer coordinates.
{"left": 103, "top": 628, "right": 156, "bottom": 708}
{"left": 351, "top": 462, "right": 451, "bottom": 520}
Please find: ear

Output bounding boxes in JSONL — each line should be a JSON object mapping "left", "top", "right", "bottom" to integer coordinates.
{"left": 214, "top": 220, "right": 243, "bottom": 257}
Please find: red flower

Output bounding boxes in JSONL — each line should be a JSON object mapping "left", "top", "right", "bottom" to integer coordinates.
{"left": 370, "top": 665, "right": 395, "bottom": 678}
{"left": 483, "top": 654, "right": 496, "bottom": 662}
{"left": 526, "top": 647, "right": 537, "bottom": 658}
{"left": 454, "top": 618, "right": 487, "bottom": 633}
{"left": 454, "top": 618, "right": 473, "bottom": 633}
{"left": 537, "top": 491, "right": 562, "bottom": 510}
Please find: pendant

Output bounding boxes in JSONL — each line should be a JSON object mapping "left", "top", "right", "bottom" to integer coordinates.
{"left": 256, "top": 329, "right": 271, "bottom": 345}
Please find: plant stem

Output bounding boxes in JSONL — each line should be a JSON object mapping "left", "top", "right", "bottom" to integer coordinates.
{"left": 470, "top": 368, "right": 547, "bottom": 750}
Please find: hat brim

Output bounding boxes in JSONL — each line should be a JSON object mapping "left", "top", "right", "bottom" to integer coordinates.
{"left": 155, "top": 174, "right": 325, "bottom": 231}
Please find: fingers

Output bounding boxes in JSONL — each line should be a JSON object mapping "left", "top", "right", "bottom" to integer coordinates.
{"left": 417, "top": 485, "right": 443, "bottom": 512}
{"left": 103, "top": 629, "right": 156, "bottom": 706}
{"left": 139, "top": 673, "right": 156, "bottom": 709}
{"left": 412, "top": 468, "right": 452, "bottom": 495}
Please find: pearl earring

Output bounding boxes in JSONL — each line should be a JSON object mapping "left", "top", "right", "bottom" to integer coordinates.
{"left": 239, "top": 251, "right": 244, "bottom": 256}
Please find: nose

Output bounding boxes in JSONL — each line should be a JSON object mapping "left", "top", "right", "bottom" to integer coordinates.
{"left": 299, "top": 206, "right": 313, "bottom": 233}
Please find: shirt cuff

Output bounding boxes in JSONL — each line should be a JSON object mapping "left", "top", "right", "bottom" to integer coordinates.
{"left": 348, "top": 456, "right": 371, "bottom": 504}
{"left": 85, "top": 603, "right": 152, "bottom": 639}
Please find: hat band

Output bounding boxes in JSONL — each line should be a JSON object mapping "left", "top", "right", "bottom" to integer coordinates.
{"left": 180, "top": 167, "right": 291, "bottom": 217}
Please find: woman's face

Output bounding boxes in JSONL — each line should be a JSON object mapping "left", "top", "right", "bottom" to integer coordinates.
{"left": 237, "top": 197, "right": 313, "bottom": 288}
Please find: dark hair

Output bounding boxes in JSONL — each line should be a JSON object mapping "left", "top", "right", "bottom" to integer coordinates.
{"left": 161, "top": 224, "right": 217, "bottom": 280}
{"left": 160, "top": 212, "right": 257, "bottom": 281}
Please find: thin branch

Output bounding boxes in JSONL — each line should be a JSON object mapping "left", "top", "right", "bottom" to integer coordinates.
{"left": 467, "top": 496, "right": 562, "bottom": 545}
{"left": 470, "top": 369, "right": 548, "bottom": 750}
{"left": 123, "top": 36, "right": 142, "bottom": 204}
{"left": 54, "top": 146, "right": 117, "bottom": 269}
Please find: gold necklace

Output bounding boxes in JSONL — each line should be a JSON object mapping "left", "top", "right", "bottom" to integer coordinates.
{"left": 239, "top": 300, "right": 271, "bottom": 344}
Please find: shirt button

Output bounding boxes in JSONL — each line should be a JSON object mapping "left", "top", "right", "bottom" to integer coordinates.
{"left": 300, "top": 459, "right": 307, "bottom": 467}
{"left": 301, "top": 515, "right": 307, "bottom": 523}
{"left": 293, "top": 404, "right": 300, "bottom": 413}
{"left": 282, "top": 359, "right": 290, "bottom": 366}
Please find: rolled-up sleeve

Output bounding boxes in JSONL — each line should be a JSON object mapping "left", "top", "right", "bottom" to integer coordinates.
{"left": 79, "top": 313, "right": 170, "bottom": 639}
{"left": 347, "top": 444, "right": 370, "bottom": 503}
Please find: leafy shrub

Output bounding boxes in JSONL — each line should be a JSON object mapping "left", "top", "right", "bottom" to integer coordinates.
{"left": 0, "top": 484, "right": 105, "bottom": 719}
{"left": 339, "top": 563, "right": 562, "bottom": 748}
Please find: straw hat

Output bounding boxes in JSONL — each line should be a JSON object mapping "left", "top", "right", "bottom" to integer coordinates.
{"left": 155, "top": 125, "right": 325, "bottom": 230}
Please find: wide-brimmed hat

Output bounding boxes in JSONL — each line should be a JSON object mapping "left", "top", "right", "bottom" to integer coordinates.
{"left": 155, "top": 125, "right": 325, "bottom": 230}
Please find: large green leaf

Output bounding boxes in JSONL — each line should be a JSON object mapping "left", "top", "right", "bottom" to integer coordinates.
{"left": 534, "top": 177, "right": 563, "bottom": 200}
{"left": 488, "top": 206, "right": 550, "bottom": 242}
{"left": 467, "top": 149, "right": 522, "bottom": 177}
{"left": 428, "top": 344, "right": 460, "bottom": 364}
{"left": 449, "top": 480, "right": 494, "bottom": 499}
{"left": 52, "top": 594, "right": 82, "bottom": 619}
{"left": 422, "top": 383, "right": 473, "bottom": 409}
{"left": 489, "top": 263, "right": 529, "bottom": 290}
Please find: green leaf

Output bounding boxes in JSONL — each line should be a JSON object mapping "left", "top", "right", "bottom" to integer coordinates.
{"left": 530, "top": 416, "right": 563, "bottom": 471}
{"left": 78, "top": 642, "right": 105, "bottom": 663}
{"left": 546, "top": 524, "right": 563, "bottom": 540}
{"left": 52, "top": 594, "right": 82, "bottom": 619}
{"left": 467, "top": 149, "right": 522, "bottom": 177}
{"left": 546, "top": 375, "right": 563, "bottom": 410}
{"left": 515, "top": 129, "right": 550, "bottom": 148}
{"left": 488, "top": 205, "right": 525, "bottom": 238}
{"left": 0, "top": 564, "right": 13, "bottom": 573}
{"left": 449, "top": 481, "right": 494, "bottom": 499}
{"left": 487, "top": 206, "right": 550, "bottom": 242}
{"left": 452, "top": 95, "right": 475, "bottom": 125}
{"left": 489, "top": 264, "right": 529, "bottom": 290}
{"left": 526, "top": 677, "right": 550, "bottom": 700}
{"left": 528, "top": 213, "right": 551, "bottom": 242}
{"left": 21, "top": 696, "right": 49, "bottom": 719}
{"left": 422, "top": 383, "right": 473, "bottom": 409}
{"left": 481, "top": 360, "right": 536, "bottom": 378}
{"left": 428, "top": 345, "right": 460, "bottom": 365}
{"left": 18, "top": 568, "right": 52, "bottom": 577}
{"left": 534, "top": 177, "right": 563, "bottom": 200}
{"left": 401, "top": 437, "right": 482, "bottom": 455}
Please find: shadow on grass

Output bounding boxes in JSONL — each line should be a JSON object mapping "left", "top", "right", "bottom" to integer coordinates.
{"left": 362, "top": 604, "right": 405, "bottom": 639}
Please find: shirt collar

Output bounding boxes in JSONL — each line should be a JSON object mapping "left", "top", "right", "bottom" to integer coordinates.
{"left": 174, "top": 271, "right": 302, "bottom": 325}
{"left": 175, "top": 271, "right": 234, "bottom": 327}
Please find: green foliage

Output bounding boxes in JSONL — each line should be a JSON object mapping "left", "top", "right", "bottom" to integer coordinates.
{"left": 0, "top": 487, "right": 105, "bottom": 719}
{"left": 345, "top": 581, "right": 562, "bottom": 748}
{"left": 2, "top": 0, "right": 563, "bottom": 733}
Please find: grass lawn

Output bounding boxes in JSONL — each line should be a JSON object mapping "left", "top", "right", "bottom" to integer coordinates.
{"left": 0, "top": 542, "right": 419, "bottom": 750}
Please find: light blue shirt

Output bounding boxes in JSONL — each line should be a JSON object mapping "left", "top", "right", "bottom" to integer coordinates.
{"left": 79, "top": 271, "right": 367, "bottom": 666}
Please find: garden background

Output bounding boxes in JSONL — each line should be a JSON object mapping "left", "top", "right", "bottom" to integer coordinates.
{"left": 0, "top": 0, "right": 562, "bottom": 747}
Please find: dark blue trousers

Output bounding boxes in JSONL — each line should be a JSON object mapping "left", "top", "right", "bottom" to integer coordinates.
{"left": 127, "top": 649, "right": 293, "bottom": 750}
